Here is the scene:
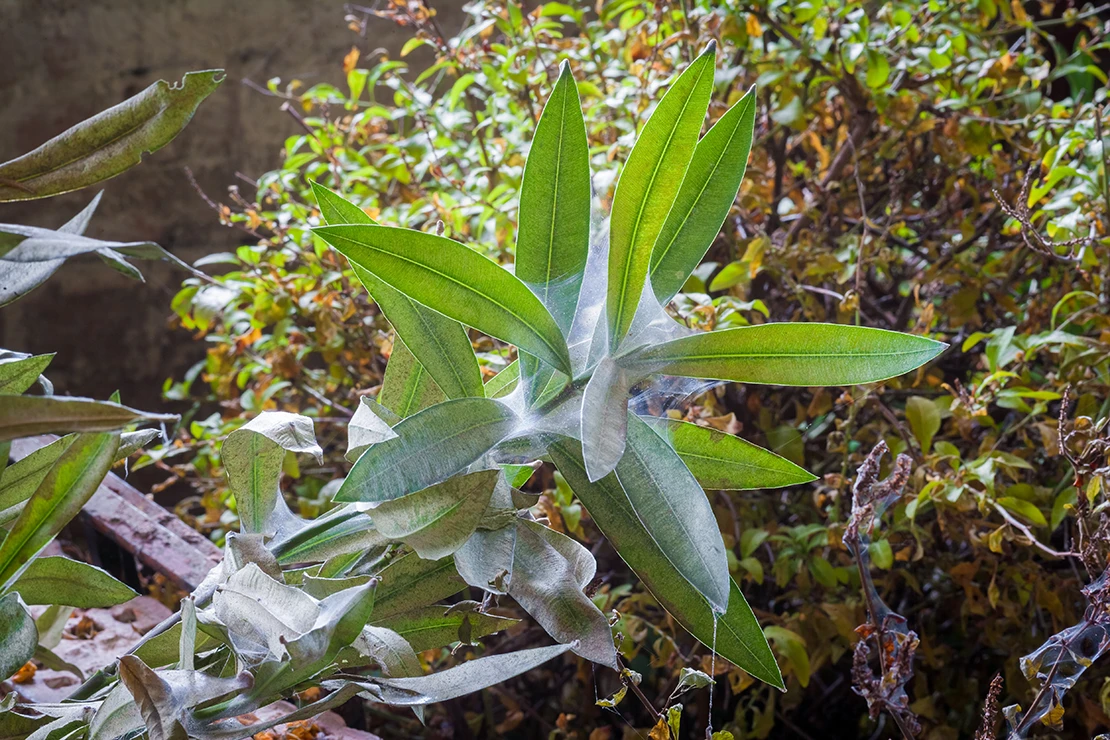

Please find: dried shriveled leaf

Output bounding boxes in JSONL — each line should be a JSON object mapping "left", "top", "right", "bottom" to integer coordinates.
{"left": 0, "top": 70, "right": 224, "bottom": 202}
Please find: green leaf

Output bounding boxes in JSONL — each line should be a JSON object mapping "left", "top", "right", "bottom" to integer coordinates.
{"left": 607, "top": 44, "right": 716, "bottom": 349}
{"left": 650, "top": 87, "right": 757, "bottom": 303}
{"left": 865, "top": 49, "right": 891, "bottom": 88}
{"left": 868, "top": 539, "right": 894, "bottom": 570}
{"left": 335, "top": 398, "right": 517, "bottom": 503}
{"left": 905, "top": 396, "right": 942, "bottom": 454}
{"left": 0, "top": 435, "right": 74, "bottom": 525}
{"left": 614, "top": 414, "right": 729, "bottom": 612}
{"left": 642, "top": 417, "right": 816, "bottom": 490}
{"left": 515, "top": 61, "right": 591, "bottom": 333}
{"left": 380, "top": 339, "right": 447, "bottom": 417}
{"left": 315, "top": 224, "right": 571, "bottom": 374}
{"left": 0, "top": 353, "right": 54, "bottom": 395}
{"left": 269, "top": 506, "right": 385, "bottom": 566}
{"left": 997, "top": 497, "right": 1048, "bottom": 527}
{"left": 0, "top": 70, "right": 223, "bottom": 202}
{"left": 373, "top": 470, "right": 498, "bottom": 559}
{"left": 312, "top": 182, "right": 484, "bottom": 401}
{"left": 0, "top": 395, "right": 176, "bottom": 443}
{"left": 0, "top": 431, "right": 118, "bottom": 591}
{"left": 370, "top": 552, "right": 466, "bottom": 622}
{"left": 373, "top": 605, "right": 516, "bottom": 652}
{"left": 222, "top": 412, "right": 322, "bottom": 536}
{"left": 763, "top": 626, "right": 809, "bottom": 687}
{"left": 620, "top": 323, "right": 946, "bottom": 386}
{"left": 548, "top": 438, "right": 783, "bottom": 688}
{"left": 484, "top": 360, "right": 520, "bottom": 398}
{"left": 12, "top": 556, "right": 137, "bottom": 607}
{"left": 0, "top": 593, "right": 36, "bottom": 681}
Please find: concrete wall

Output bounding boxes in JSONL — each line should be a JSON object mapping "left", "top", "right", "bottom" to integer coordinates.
{"left": 0, "top": 0, "right": 465, "bottom": 408}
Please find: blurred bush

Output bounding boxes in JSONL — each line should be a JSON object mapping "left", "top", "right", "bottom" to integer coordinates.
{"left": 159, "top": 1, "right": 1110, "bottom": 737}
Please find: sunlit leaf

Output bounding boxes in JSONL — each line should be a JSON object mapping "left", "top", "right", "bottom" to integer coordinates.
{"left": 607, "top": 44, "right": 716, "bottom": 349}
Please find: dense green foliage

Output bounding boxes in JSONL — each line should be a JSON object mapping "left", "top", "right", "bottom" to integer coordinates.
{"left": 4, "top": 0, "right": 1109, "bottom": 739}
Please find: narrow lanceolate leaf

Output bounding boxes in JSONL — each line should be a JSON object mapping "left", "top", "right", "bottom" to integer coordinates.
{"left": 642, "top": 417, "right": 816, "bottom": 490}
{"left": 0, "top": 353, "right": 54, "bottom": 395}
{"left": 370, "top": 552, "right": 466, "bottom": 622}
{"left": 0, "top": 435, "right": 75, "bottom": 524}
{"left": 548, "top": 438, "right": 783, "bottom": 688}
{"left": 364, "top": 643, "right": 572, "bottom": 707}
{"left": 615, "top": 414, "right": 729, "bottom": 612}
{"left": 312, "top": 182, "right": 483, "bottom": 400}
{"left": 374, "top": 605, "right": 516, "bottom": 652}
{"left": 336, "top": 398, "right": 518, "bottom": 503}
{"left": 0, "top": 431, "right": 119, "bottom": 591}
{"left": 373, "top": 470, "right": 498, "bottom": 560}
{"left": 484, "top": 360, "right": 520, "bottom": 399}
{"left": 0, "top": 70, "right": 224, "bottom": 201}
{"left": 315, "top": 224, "right": 572, "bottom": 374}
{"left": 12, "top": 556, "right": 137, "bottom": 607}
{"left": 515, "top": 61, "right": 591, "bottom": 334}
{"left": 0, "top": 218, "right": 204, "bottom": 308}
{"left": 380, "top": 339, "right": 447, "bottom": 418}
{"left": 607, "top": 44, "right": 716, "bottom": 350}
{"left": 0, "top": 593, "right": 36, "bottom": 681}
{"left": 268, "top": 505, "right": 386, "bottom": 566}
{"left": 650, "top": 86, "right": 757, "bottom": 303}
{"left": 222, "top": 412, "right": 322, "bottom": 536}
{"left": 620, "top": 323, "right": 948, "bottom": 386}
{"left": 0, "top": 395, "right": 177, "bottom": 443}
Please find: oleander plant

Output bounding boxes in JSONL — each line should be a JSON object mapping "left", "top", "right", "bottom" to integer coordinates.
{"left": 1, "top": 48, "right": 945, "bottom": 739}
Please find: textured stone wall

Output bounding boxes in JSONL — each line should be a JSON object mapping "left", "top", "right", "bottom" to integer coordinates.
{"left": 0, "top": 0, "right": 464, "bottom": 408}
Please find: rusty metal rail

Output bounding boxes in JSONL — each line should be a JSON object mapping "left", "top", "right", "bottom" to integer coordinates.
{"left": 8, "top": 436, "right": 222, "bottom": 592}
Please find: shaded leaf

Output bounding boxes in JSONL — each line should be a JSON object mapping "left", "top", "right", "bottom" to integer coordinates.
{"left": 516, "top": 61, "right": 591, "bottom": 333}
{"left": 0, "top": 431, "right": 118, "bottom": 590}
{"left": 0, "top": 395, "right": 176, "bottom": 443}
{"left": 347, "top": 396, "right": 400, "bottom": 462}
{"left": 0, "top": 592, "right": 36, "bottom": 681}
{"left": 335, "top": 398, "right": 517, "bottom": 503}
{"left": 373, "top": 605, "right": 516, "bottom": 652}
{"left": 0, "top": 353, "right": 54, "bottom": 395}
{"left": 0, "top": 70, "right": 224, "bottom": 201}
{"left": 370, "top": 552, "right": 466, "bottom": 622}
{"left": 373, "top": 470, "right": 498, "bottom": 559}
{"left": 380, "top": 339, "right": 447, "bottom": 417}
{"left": 548, "top": 437, "right": 783, "bottom": 688}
